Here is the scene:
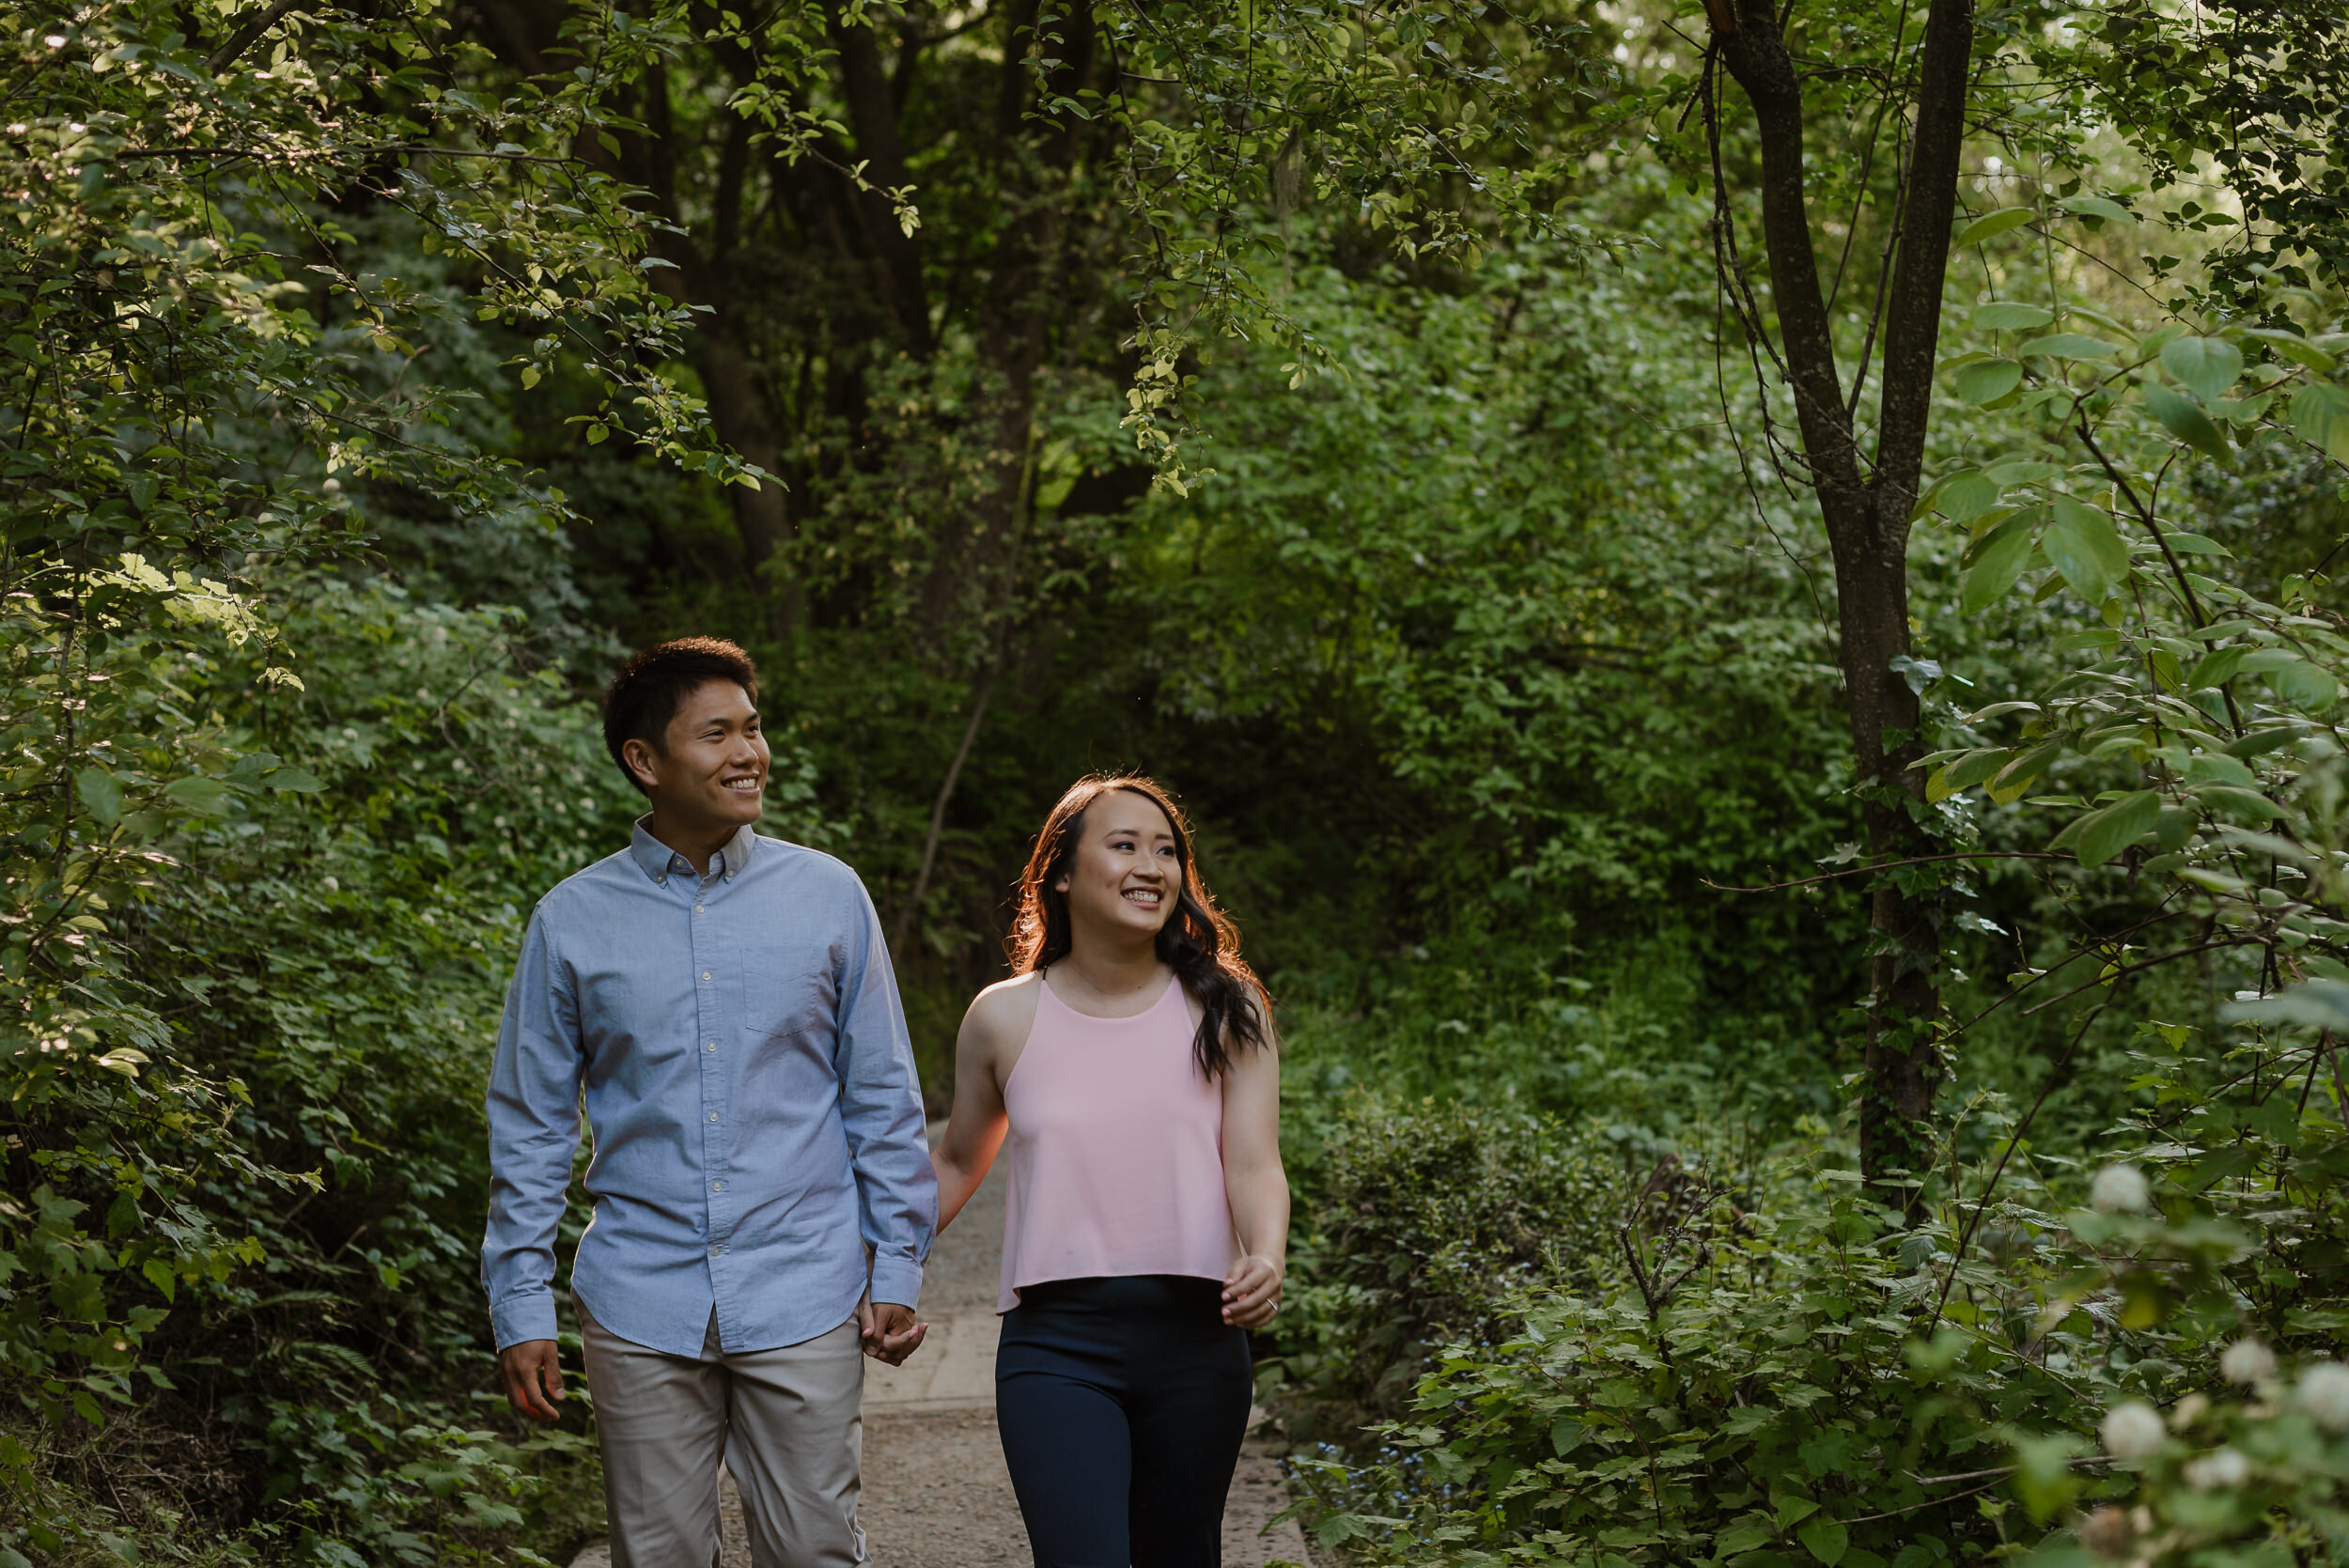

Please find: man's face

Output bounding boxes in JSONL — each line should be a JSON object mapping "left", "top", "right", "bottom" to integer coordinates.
{"left": 625, "top": 680, "right": 770, "bottom": 831}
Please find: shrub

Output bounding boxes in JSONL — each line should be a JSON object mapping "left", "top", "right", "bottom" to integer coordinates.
{"left": 1280, "top": 1096, "right": 1637, "bottom": 1431}
{"left": 1288, "top": 1020, "right": 2349, "bottom": 1567}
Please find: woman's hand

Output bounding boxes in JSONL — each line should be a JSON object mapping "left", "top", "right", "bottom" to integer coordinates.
{"left": 1221, "top": 1253, "right": 1283, "bottom": 1329}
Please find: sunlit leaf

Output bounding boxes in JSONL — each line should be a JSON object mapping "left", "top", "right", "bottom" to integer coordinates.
{"left": 1952, "top": 359, "right": 2023, "bottom": 405}
{"left": 2017, "top": 333, "right": 2121, "bottom": 360}
{"left": 2057, "top": 194, "right": 2133, "bottom": 224}
{"left": 1973, "top": 302, "right": 2054, "bottom": 333}
{"left": 1953, "top": 206, "right": 2036, "bottom": 247}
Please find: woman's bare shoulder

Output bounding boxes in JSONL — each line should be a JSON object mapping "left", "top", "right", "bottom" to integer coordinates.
{"left": 962, "top": 970, "right": 1044, "bottom": 1049}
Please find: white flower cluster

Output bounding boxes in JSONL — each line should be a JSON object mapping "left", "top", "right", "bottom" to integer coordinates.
{"left": 2302, "top": 1361, "right": 2349, "bottom": 1432}
{"left": 2100, "top": 1401, "right": 2166, "bottom": 1459}
{"left": 2218, "top": 1338, "right": 2276, "bottom": 1386}
{"left": 2090, "top": 1163, "right": 2150, "bottom": 1214}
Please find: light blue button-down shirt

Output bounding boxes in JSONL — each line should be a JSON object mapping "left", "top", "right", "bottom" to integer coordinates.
{"left": 481, "top": 820, "right": 936, "bottom": 1357}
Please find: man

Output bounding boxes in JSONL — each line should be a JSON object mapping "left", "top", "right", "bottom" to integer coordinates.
{"left": 482, "top": 636, "right": 935, "bottom": 1567}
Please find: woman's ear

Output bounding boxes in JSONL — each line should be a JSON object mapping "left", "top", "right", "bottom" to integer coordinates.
{"left": 1053, "top": 876, "right": 1070, "bottom": 893}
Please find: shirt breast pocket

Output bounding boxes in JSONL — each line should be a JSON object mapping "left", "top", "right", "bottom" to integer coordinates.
{"left": 740, "top": 942, "right": 836, "bottom": 1043}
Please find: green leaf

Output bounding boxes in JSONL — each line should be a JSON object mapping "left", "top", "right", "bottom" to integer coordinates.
{"left": 1953, "top": 206, "right": 2036, "bottom": 247}
{"left": 1973, "top": 303, "right": 2054, "bottom": 333}
{"left": 1961, "top": 512, "right": 2038, "bottom": 613}
{"left": 1952, "top": 359, "right": 2023, "bottom": 405}
{"left": 2067, "top": 789, "right": 2161, "bottom": 867}
{"left": 1935, "top": 471, "right": 2002, "bottom": 522}
{"left": 2189, "top": 644, "right": 2249, "bottom": 689}
{"left": 1798, "top": 1517, "right": 1849, "bottom": 1566}
{"left": 2058, "top": 194, "right": 2133, "bottom": 224}
{"left": 2224, "top": 727, "right": 2297, "bottom": 759}
{"left": 2017, "top": 333, "right": 2121, "bottom": 360}
{"left": 162, "top": 776, "right": 231, "bottom": 815}
{"left": 2195, "top": 784, "right": 2279, "bottom": 823}
{"left": 2269, "top": 657, "right": 2339, "bottom": 712}
{"left": 1927, "top": 748, "right": 2011, "bottom": 802}
{"left": 1989, "top": 740, "right": 2061, "bottom": 803}
{"left": 2159, "top": 335, "right": 2244, "bottom": 401}
{"left": 2140, "top": 383, "right": 2231, "bottom": 463}
{"left": 2161, "top": 532, "right": 2230, "bottom": 556}
{"left": 2043, "top": 496, "right": 2129, "bottom": 603}
{"left": 2245, "top": 327, "right": 2336, "bottom": 373}
{"left": 76, "top": 767, "right": 123, "bottom": 826}
{"left": 2184, "top": 752, "right": 2255, "bottom": 788}
{"left": 2293, "top": 383, "right": 2349, "bottom": 462}
{"left": 263, "top": 766, "right": 324, "bottom": 793}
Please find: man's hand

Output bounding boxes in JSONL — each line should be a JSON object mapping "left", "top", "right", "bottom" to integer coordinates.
{"left": 857, "top": 1297, "right": 926, "bottom": 1366}
{"left": 499, "top": 1340, "right": 567, "bottom": 1420}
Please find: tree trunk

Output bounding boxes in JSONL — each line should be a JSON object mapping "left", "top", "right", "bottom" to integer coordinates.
{"left": 1714, "top": 0, "right": 1977, "bottom": 1214}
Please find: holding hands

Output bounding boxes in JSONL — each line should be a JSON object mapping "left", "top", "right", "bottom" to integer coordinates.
{"left": 1220, "top": 1253, "right": 1283, "bottom": 1329}
{"left": 859, "top": 1295, "right": 927, "bottom": 1365}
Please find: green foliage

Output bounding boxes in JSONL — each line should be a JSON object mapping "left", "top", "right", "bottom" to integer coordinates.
{"left": 1285, "top": 1017, "right": 2349, "bottom": 1565}
{"left": 1280, "top": 1096, "right": 1635, "bottom": 1430}
{"left": 0, "top": 0, "right": 751, "bottom": 1553}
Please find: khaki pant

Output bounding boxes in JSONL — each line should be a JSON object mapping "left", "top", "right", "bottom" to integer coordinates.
{"left": 579, "top": 1303, "right": 867, "bottom": 1568}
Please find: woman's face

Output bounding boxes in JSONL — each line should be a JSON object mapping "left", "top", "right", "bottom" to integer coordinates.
{"left": 1055, "top": 791, "right": 1181, "bottom": 944}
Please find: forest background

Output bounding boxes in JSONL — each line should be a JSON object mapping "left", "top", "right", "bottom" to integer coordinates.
{"left": 8, "top": 0, "right": 2349, "bottom": 1564}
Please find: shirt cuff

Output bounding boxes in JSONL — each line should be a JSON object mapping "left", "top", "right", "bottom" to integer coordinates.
{"left": 867, "top": 1254, "right": 924, "bottom": 1311}
{"left": 491, "top": 1291, "right": 560, "bottom": 1350}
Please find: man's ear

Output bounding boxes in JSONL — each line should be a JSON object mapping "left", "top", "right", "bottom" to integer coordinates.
{"left": 620, "top": 737, "right": 662, "bottom": 792}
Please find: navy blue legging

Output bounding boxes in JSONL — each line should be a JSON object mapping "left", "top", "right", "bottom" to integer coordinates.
{"left": 995, "top": 1275, "right": 1252, "bottom": 1567}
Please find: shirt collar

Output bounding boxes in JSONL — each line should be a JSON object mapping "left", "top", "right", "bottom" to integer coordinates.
{"left": 630, "top": 818, "right": 760, "bottom": 885}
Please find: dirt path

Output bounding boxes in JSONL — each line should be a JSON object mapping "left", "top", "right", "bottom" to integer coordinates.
{"left": 573, "top": 1150, "right": 1311, "bottom": 1566}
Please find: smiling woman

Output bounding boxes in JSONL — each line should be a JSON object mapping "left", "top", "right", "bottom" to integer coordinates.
{"left": 924, "top": 773, "right": 1288, "bottom": 1567}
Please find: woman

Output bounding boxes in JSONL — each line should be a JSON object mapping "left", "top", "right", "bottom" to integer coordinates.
{"left": 930, "top": 774, "right": 1288, "bottom": 1568}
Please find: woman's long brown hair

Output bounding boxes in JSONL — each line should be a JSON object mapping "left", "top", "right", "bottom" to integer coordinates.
{"left": 1006, "top": 774, "right": 1271, "bottom": 1079}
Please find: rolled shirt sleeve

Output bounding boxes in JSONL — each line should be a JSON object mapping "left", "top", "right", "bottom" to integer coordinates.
{"left": 834, "top": 881, "right": 938, "bottom": 1309}
{"left": 480, "top": 907, "right": 583, "bottom": 1351}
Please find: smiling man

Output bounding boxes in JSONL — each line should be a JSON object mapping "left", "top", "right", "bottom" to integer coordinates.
{"left": 481, "top": 636, "right": 935, "bottom": 1568}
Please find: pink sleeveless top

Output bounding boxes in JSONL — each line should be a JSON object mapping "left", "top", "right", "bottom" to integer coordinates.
{"left": 996, "top": 971, "right": 1237, "bottom": 1312}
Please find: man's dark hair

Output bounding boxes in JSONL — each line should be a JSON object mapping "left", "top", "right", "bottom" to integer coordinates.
{"left": 601, "top": 637, "right": 760, "bottom": 795}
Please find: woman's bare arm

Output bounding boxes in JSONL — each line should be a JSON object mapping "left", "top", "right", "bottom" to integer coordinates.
{"left": 929, "top": 975, "right": 1033, "bottom": 1233}
{"left": 1220, "top": 1005, "right": 1288, "bottom": 1329}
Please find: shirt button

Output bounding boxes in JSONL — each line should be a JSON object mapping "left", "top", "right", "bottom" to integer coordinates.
{"left": 709, "top": 1244, "right": 722, "bottom": 1256}
{"left": 695, "top": 903, "right": 705, "bottom": 914}
{"left": 706, "top": 1041, "right": 718, "bottom": 1052}
{"left": 701, "top": 970, "right": 712, "bottom": 981}
{"left": 711, "top": 1181, "right": 724, "bottom": 1193}
{"left": 708, "top": 1110, "right": 720, "bottom": 1122}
